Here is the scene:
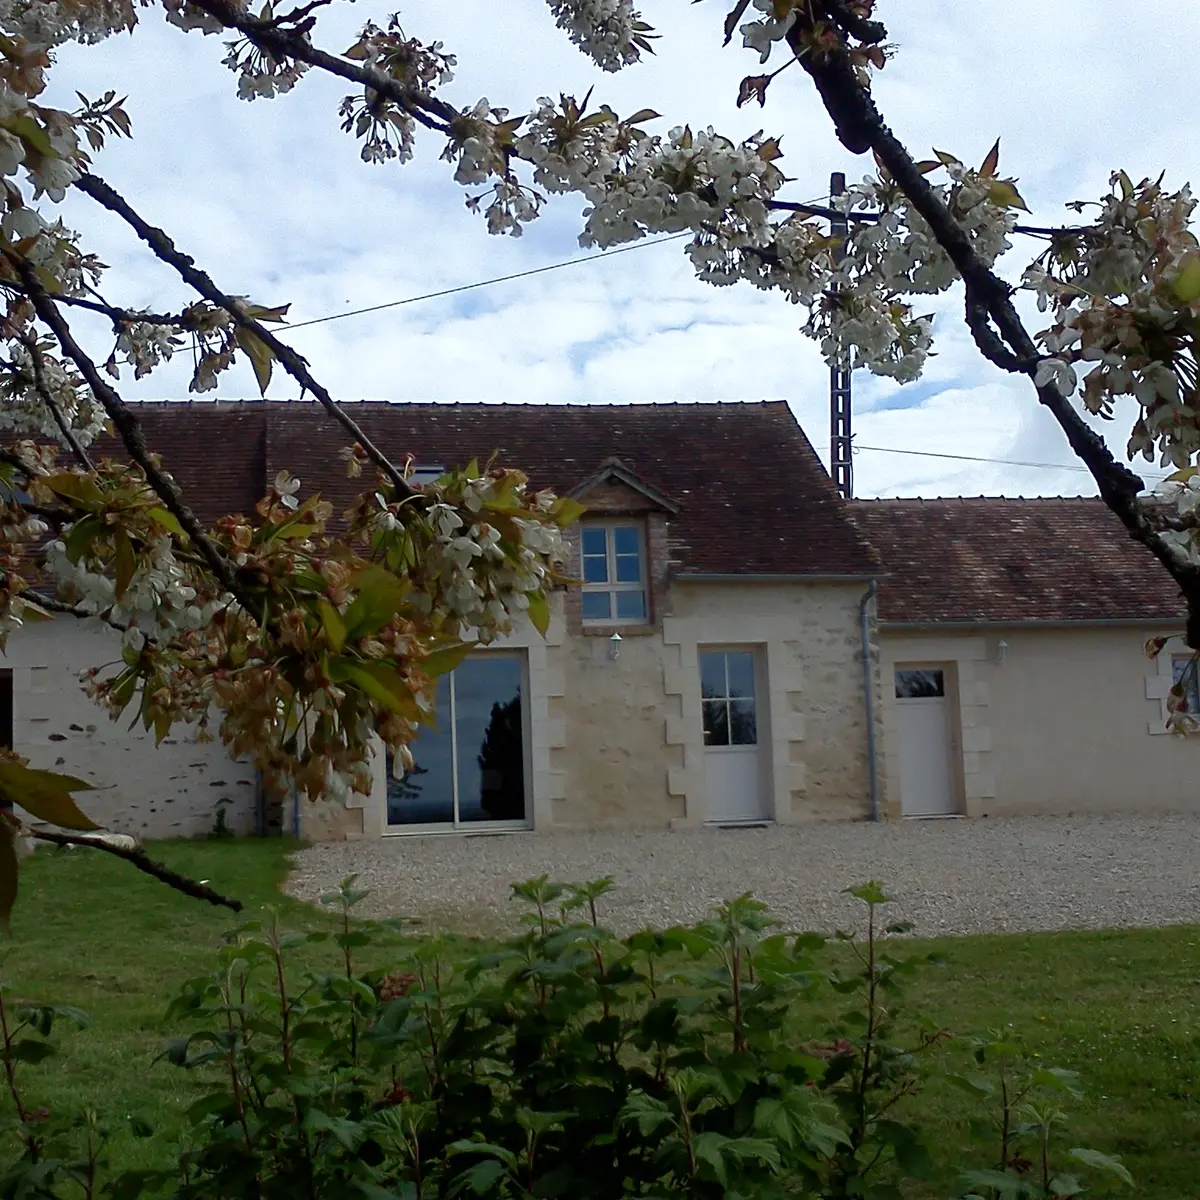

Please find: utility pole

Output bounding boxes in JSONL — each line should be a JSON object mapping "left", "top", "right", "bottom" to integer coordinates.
{"left": 829, "top": 171, "right": 854, "bottom": 499}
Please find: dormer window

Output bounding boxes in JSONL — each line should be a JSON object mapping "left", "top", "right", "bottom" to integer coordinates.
{"left": 410, "top": 463, "right": 445, "bottom": 486}
{"left": 581, "top": 521, "right": 648, "bottom": 623}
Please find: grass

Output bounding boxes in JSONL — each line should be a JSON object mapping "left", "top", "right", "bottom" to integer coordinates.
{"left": 2, "top": 838, "right": 1199, "bottom": 1195}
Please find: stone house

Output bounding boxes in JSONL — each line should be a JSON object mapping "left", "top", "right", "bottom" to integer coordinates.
{"left": 6, "top": 400, "right": 1195, "bottom": 840}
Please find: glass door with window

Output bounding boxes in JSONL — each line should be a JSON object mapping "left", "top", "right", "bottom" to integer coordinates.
{"left": 700, "top": 648, "right": 770, "bottom": 823}
{"left": 385, "top": 654, "right": 529, "bottom": 832}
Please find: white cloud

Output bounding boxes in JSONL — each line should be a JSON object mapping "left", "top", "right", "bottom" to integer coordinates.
{"left": 37, "top": 1, "right": 1200, "bottom": 498}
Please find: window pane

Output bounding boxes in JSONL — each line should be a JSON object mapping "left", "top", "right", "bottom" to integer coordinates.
{"left": 699, "top": 651, "right": 726, "bottom": 700}
{"left": 730, "top": 699, "right": 757, "bottom": 745}
{"left": 612, "top": 526, "right": 640, "bottom": 556}
{"left": 583, "top": 554, "right": 609, "bottom": 583}
{"left": 726, "top": 652, "right": 755, "bottom": 699}
{"left": 615, "top": 553, "right": 642, "bottom": 583}
{"left": 614, "top": 589, "right": 646, "bottom": 621}
{"left": 454, "top": 657, "right": 526, "bottom": 823}
{"left": 582, "top": 591, "right": 612, "bottom": 620}
{"left": 582, "top": 527, "right": 608, "bottom": 557}
{"left": 703, "top": 699, "right": 729, "bottom": 746}
{"left": 895, "top": 668, "right": 945, "bottom": 699}
{"left": 1173, "top": 658, "right": 1200, "bottom": 712}
{"left": 387, "top": 677, "right": 453, "bottom": 826}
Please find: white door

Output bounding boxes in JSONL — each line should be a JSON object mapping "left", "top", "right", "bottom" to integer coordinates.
{"left": 700, "top": 649, "right": 769, "bottom": 823}
{"left": 895, "top": 667, "right": 958, "bottom": 817}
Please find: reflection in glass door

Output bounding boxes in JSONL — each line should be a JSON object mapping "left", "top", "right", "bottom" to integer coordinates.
{"left": 385, "top": 655, "right": 528, "bottom": 831}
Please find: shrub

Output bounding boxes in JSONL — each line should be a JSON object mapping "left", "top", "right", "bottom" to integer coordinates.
{"left": 0, "top": 880, "right": 1132, "bottom": 1198}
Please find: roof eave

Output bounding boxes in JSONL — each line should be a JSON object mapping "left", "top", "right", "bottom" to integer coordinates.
{"left": 879, "top": 616, "right": 1184, "bottom": 631}
{"left": 672, "top": 571, "right": 876, "bottom": 583}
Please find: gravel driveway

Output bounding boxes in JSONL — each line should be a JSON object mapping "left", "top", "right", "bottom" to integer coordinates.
{"left": 284, "top": 814, "right": 1200, "bottom": 938}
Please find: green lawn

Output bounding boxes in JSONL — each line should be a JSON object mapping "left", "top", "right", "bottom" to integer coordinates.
{"left": 2, "top": 839, "right": 1199, "bottom": 1195}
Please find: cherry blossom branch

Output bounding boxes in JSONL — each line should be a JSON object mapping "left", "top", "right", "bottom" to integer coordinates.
{"left": 786, "top": 16, "right": 1200, "bottom": 645}
{"left": 18, "top": 589, "right": 134, "bottom": 635}
{"left": 1, "top": 286, "right": 186, "bottom": 330}
{"left": 9, "top": 257, "right": 258, "bottom": 612}
{"left": 185, "top": 0, "right": 458, "bottom": 134}
{"left": 17, "top": 333, "right": 95, "bottom": 471}
{"left": 25, "top": 826, "right": 243, "bottom": 911}
{"left": 73, "top": 172, "right": 416, "bottom": 500}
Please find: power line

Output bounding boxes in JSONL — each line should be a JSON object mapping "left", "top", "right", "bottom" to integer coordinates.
{"left": 277, "top": 193, "right": 833, "bottom": 334}
{"left": 281, "top": 231, "right": 693, "bottom": 333}
{"left": 853, "top": 441, "right": 1173, "bottom": 482}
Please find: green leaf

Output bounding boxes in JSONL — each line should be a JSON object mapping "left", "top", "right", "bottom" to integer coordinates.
{"left": 233, "top": 327, "right": 275, "bottom": 396}
{"left": 64, "top": 514, "right": 103, "bottom": 563}
{"left": 0, "top": 114, "right": 53, "bottom": 158}
{"left": 691, "top": 1132, "right": 729, "bottom": 1185}
{"left": 318, "top": 599, "right": 346, "bottom": 654}
{"left": 1069, "top": 1147, "right": 1134, "bottom": 1185}
{"left": 0, "top": 820, "right": 17, "bottom": 932}
{"left": 944, "top": 1072, "right": 994, "bottom": 1098}
{"left": 146, "top": 506, "right": 187, "bottom": 539}
{"left": 449, "top": 1157, "right": 507, "bottom": 1196}
{"left": 956, "top": 1169, "right": 1036, "bottom": 1198}
{"left": 0, "top": 762, "right": 98, "bottom": 830}
{"left": 446, "top": 1140, "right": 518, "bottom": 1170}
{"left": 303, "top": 1108, "right": 363, "bottom": 1149}
{"left": 45, "top": 473, "right": 105, "bottom": 511}
{"left": 987, "top": 179, "right": 1030, "bottom": 212}
{"left": 338, "top": 661, "right": 421, "bottom": 721}
{"left": 342, "top": 566, "right": 408, "bottom": 638}
{"left": 527, "top": 591, "right": 550, "bottom": 637}
{"left": 843, "top": 880, "right": 890, "bottom": 906}
{"left": 113, "top": 529, "right": 136, "bottom": 600}
{"left": 1173, "top": 253, "right": 1200, "bottom": 303}
{"left": 550, "top": 497, "right": 588, "bottom": 527}
{"left": 0, "top": 1039, "right": 55, "bottom": 1065}
{"left": 422, "top": 641, "right": 475, "bottom": 678}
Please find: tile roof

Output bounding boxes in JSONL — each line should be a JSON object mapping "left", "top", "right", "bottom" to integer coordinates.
{"left": 853, "top": 497, "right": 1186, "bottom": 625}
{"left": 93, "top": 403, "right": 268, "bottom": 526}
{"left": 97, "top": 400, "right": 877, "bottom": 578}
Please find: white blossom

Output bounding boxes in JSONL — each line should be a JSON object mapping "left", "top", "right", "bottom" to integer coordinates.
{"left": 544, "top": 0, "right": 646, "bottom": 71}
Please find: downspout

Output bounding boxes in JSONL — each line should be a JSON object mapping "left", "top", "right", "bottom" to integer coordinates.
{"left": 859, "top": 579, "right": 880, "bottom": 822}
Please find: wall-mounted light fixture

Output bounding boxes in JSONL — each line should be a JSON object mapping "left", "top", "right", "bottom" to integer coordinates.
{"left": 608, "top": 631, "right": 622, "bottom": 661}
{"left": 995, "top": 637, "right": 1009, "bottom": 665}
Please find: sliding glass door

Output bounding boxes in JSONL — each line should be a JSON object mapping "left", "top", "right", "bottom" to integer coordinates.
{"left": 385, "top": 654, "right": 529, "bottom": 832}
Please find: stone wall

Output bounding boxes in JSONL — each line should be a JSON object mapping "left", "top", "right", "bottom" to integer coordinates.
{"left": 356, "top": 578, "right": 878, "bottom": 835}
{"left": 664, "top": 581, "right": 877, "bottom": 825}
{"left": 5, "top": 619, "right": 258, "bottom": 838}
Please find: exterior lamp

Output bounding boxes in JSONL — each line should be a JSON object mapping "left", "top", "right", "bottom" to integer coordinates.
{"left": 608, "top": 631, "right": 622, "bottom": 661}
{"left": 995, "top": 637, "right": 1009, "bottom": 665}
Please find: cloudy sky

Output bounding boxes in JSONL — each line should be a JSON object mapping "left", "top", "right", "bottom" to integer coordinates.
{"left": 45, "top": 1, "right": 1200, "bottom": 497}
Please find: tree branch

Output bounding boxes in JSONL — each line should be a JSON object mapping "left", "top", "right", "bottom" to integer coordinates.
{"left": 7, "top": 255, "right": 260, "bottom": 615}
{"left": 821, "top": 0, "right": 887, "bottom": 45}
{"left": 786, "top": 21, "right": 1200, "bottom": 646}
{"left": 185, "top": 0, "right": 458, "bottom": 135}
{"left": 1, "top": 285, "right": 187, "bottom": 330}
{"left": 22, "top": 590, "right": 132, "bottom": 634}
{"left": 18, "top": 333, "right": 95, "bottom": 471}
{"left": 73, "top": 172, "right": 416, "bottom": 500}
{"left": 26, "top": 827, "right": 243, "bottom": 911}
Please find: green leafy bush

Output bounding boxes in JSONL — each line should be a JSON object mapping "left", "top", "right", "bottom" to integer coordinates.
{"left": 0, "top": 880, "right": 1131, "bottom": 1199}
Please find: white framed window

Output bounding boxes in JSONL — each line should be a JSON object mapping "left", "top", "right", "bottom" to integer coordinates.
{"left": 580, "top": 521, "right": 648, "bottom": 624}
{"left": 1172, "top": 655, "right": 1200, "bottom": 716}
